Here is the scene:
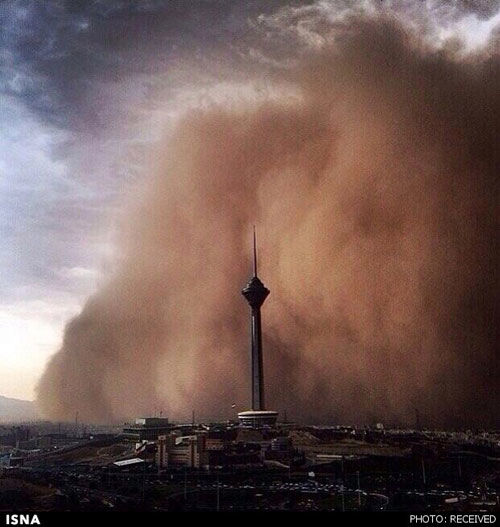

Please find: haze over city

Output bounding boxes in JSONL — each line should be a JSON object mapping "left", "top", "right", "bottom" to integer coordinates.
{"left": 1, "top": 0, "right": 499, "bottom": 428}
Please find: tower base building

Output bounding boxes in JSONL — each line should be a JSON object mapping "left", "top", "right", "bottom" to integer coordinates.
{"left": 237, "top": 410, "right": 278, "bottom": 428}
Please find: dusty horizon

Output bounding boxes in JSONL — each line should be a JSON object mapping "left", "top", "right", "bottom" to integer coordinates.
{"left": 35, "top": 9, "right": 499, "bottom": 428}
{"left": 1, "top": 1, "right": 497, "bottom": 428}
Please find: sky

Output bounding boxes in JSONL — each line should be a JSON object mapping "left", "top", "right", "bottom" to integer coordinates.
{"left": 0, "top": 0, "right": 499, "bottom": 403}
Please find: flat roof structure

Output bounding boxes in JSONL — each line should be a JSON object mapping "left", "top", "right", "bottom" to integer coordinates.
{"left": 238, "top": 410, "right": 278, "bottom": 428}
{"left": 113, "top": 458, "right": 145, "bottom": 467}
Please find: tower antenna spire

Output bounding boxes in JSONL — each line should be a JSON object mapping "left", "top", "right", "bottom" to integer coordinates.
{"left": 253, "top": 225, "right": 257, "bottom": 277}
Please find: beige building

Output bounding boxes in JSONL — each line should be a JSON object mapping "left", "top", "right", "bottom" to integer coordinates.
{"left": 156, "top": 433, "right": 208, "bottom": 468}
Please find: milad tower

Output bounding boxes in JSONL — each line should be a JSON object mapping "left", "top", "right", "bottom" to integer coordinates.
{"left": 237, "top": 228, "right": 278, "bottom": 428}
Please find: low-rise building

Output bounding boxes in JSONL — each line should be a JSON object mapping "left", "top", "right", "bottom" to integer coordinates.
{"left": 156, "top": 433, "right": 208, "bottom": 469}
{"left": 122, "top": 417, "right": 172, "bottom": 442}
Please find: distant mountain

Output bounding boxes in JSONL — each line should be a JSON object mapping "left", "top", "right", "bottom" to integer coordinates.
{"left": 0, "top": 395, "right": 38, "bottom": 422}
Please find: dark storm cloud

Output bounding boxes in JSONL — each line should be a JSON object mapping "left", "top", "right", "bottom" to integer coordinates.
{"left": 1, "top": 0, "right": 312, "bottom": 134}
{"left": 3, "top": 0, "right": 496, "bottom": 135}
{"left": 457, "top": 0, "right": 500, "bottom": 18}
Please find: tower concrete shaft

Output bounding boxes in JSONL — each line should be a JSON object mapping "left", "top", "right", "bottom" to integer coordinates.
{"left": 242, "top": 228, "right": 269, "bottom": 411}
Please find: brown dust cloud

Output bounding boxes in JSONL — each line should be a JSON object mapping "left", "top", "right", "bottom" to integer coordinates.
{"left": 36, "top": 13, "right": 499, "bottom": 428}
